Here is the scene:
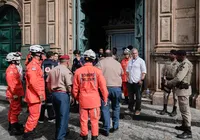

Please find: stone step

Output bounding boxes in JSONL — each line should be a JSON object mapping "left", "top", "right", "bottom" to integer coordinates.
{"left": 121, "top": 104, "right": 200, "bottom": 127}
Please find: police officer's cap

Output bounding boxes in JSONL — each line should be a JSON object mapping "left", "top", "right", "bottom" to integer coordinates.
{"left": 170, "top": 50, "right": 177, "bottom": 55}
{"left": 59, "top": 55, "right": 70, "bottom": 60}
{"left": 176, "top": 50, "right": 186, "bottom": 56}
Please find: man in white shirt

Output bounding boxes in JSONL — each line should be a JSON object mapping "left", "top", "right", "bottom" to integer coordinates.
{"left": 125, "top": 48, "right": 147, "bottom": 115}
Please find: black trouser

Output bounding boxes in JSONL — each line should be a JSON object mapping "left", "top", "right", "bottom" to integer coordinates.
{"left": 39, "top": 91, "right": 55, "bottom": 121}
{"left": 127, "top": 82, "right": 142, "bottom": 111}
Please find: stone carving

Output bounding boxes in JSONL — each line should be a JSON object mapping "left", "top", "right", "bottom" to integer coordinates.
{"left": 108, "top": 8, "right": 134, "bottom": 26}
{"left": 161, "top": 17, "right": 171, "bottom": 41}
{"left": 175, "top": 8, "right": 195, "bottom": 18}
{"left": 161, "top": 0, "right": 171, "bottom": 13}
{"left": 24, "top": 3, "right": 31, "bottom": 23}
{"left": 48, "top": 25, "right": 55, "bottom": 44}
{"left": 48, "top": 1, "right": 55, "bottom": 22}
{"left": 24, "top": 26, "right": 31, "bottom": 44}
{"left": 175, "top": 18, "right": 195, "bottom": 44}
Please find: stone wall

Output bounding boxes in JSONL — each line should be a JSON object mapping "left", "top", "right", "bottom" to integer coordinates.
{"left": 152, "top": 0, "right": 200, "bottom": 108}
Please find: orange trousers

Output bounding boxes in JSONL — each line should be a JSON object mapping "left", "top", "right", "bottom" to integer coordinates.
{"left": 80, "top": 107, "right": 100, "bottom": 136}
{"left": 122, "top": 82, "right": 128, "bottom": 97}
{"left": 8, "top": 98, "right": 21, "bottom": 124}
{"left": 24, "top": 103, "right": 41, "bottom": 133}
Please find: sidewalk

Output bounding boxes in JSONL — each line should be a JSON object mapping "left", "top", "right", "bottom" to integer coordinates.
{"left": 0, "top": 102, "right": 199, "bottom": 140}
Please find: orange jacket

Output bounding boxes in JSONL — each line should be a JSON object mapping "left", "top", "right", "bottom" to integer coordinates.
{"left": 73, "top": 62, "right": 108, "bottom": 108}
{"left": 25, "top": 53, "right": 46, "bottom": 66}
{"left": 6, "top": 64, "right": 24, "bottom": 99}
{"left": 121, "top": 58, "right": 130, "bottom": 82}
{"left": 25, "top": 58, "right": 46, "bottom": 103}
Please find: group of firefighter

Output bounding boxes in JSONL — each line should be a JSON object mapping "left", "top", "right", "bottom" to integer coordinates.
{"left": 5, "top": 44, "right": 193, "bottom": 140}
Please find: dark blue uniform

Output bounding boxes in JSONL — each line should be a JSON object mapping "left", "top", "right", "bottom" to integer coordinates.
{"left": 72, "top": 57, "right": 85, "bottom": 73}
{"left": 39, "top": 59, "right": 58, "bottom": 122}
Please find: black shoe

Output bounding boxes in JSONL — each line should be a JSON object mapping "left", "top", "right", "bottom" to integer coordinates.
{"left": 8, "top": 122, "right": 11, "bottom": 131}
{"left": 110, "top": 127, "right": 119, "bottom": 133}
{"left": 170, "top": 106, "right": 177, "bottom": 117}
{"left": 16, "top": 122, "right": 24, "bottom": 132}
{"left": 156, "top": 109, "right": 167, "bottom": 115}
{"left": 175, "top": 125, "right": 186, "bottom": 131}
{"left": 9, "top": 123, "right": 24, "bottom": 136}
{"left": 22, "top": 131, "right": 34, "bottom": 140}
{"left": 91, "top": 136, "right": 98, "bottom": 140}
{"left": 80, "top": 135, "right": 88, "bottom": 140}
{"left": 170, "top": 110, "right": 177, "bottom": 117}
{"left": 100, "top": 129, "right": 109, "bottom": 137}
{"left": 177, "top": 131, "right": 192, "bottom": 139}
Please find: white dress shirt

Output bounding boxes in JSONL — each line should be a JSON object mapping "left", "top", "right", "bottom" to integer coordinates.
{"left": 126, "top": 57, "right": 147, "bottom": 83}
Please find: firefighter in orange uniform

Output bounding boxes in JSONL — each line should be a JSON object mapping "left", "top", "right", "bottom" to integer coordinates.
{"left": 121, "top": 48, "right": 131, "bottom": 105}
{"left": 5, "top": 52, "right": 24, "bottom": 136}
{"left": 73, "top": 49, "right": 108, "bottom": 140}
{"left": 25, "top": 45, "right": 46, "bottom": 66}
{"left": 22, "top": 45, "right": 46, "bottom": 140}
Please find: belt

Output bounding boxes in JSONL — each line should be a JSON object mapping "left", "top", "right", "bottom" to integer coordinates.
{"left": 166, "top": 78, "right": 173, "bottom": 80}
{"left": 52, "top": 90, "right": 67, "bottom": 93}
{"left": 107, "top": 86, "right": 121, "bottom": 88}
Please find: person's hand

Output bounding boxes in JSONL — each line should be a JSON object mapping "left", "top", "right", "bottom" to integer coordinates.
{"left": 70, "top": 97, "right": 75, "bottom": 105}
{"left": 104, "top": 101, "right": 107, "bottom": 106}
{"left": 13, "top": 95, "right": 18, "bottom": 100}
{"left": 39, "top": 95, "right": 44, "bottom": 102}
{"left": 138, "top": 80, "right": 143, "bottom": 85}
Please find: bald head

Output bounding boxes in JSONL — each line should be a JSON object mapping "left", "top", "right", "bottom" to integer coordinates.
{"left": 131, "top": 48, "right": 139, "bottom": 59}
{"left": 105, "top": 49, "right": 112, "bottom": 57}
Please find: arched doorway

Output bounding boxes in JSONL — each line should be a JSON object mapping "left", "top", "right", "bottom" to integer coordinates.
{"left": 0, "top": 5, "right": 21, "bottom": 85}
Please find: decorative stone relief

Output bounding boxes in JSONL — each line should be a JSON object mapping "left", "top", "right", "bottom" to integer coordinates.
{"left": 48, "top": 1, "right": 55, "bottom": 22}
{"left": 24, "top": 3, "right": 31, "bottom": 23}
{"left": 161, "top": 0, "right": 171, "bottom": 13}
{"left": 24, "top": 26, "right": 31, "bottom": 44}
{"left": 48, "top": 25, "right": 55, "bottom": 44}
{"left": 160, "top": 17, "right": 171, "bottom": 41}
{"left": 175, "top": 8, "right": 195, "bottom": 18}
{"left": 175, "top": 18, "right": 195, "bottom": 44}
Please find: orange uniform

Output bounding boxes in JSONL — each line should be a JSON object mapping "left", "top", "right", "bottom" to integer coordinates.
{"left": 73, "top": 62, "right": 108, "bottom": 137}
{"left": 25, "top": 53, "right": 46, "bottom": 66}
{"left": 24, "top": 58, "right": 46, "bottom": 133}
{"left": 121, "top": 58, "right": 130, "bottom": 97}
{"left": 6, "top": 64, "right": 24, "bottom": 124}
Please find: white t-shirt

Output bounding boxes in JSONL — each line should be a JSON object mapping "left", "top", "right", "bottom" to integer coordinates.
{"left": 126, "top": 57, "right": 147, "bottom": 83}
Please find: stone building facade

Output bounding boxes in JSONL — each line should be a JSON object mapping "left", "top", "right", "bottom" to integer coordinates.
{"left": 0, "top": 0, "right": 200, "bottom": 108}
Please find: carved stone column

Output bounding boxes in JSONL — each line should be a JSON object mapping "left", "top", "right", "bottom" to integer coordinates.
{"left": 155, "top": 0, "right": 174, "bottom": 53}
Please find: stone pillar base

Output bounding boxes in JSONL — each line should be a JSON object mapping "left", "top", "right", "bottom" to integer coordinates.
{"left": 195, "top": 95, "right": 200, "bottom": 109}
{"left": 152, "top": 91, "right": 175, "bottom": 106}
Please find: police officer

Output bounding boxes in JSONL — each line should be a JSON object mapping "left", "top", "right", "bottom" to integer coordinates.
{"left": 165, "top": 50, "right": 193, "bottom": 139}
{"left": 23, "top": 45, "right": 46, "bottom": 140}
{"left": 38, "top": 51, "right": 58, "bottom": 123}
{"left": 5, "top": 52, "right": 24, "bottom": 136}
{"left": 73, "top": 49, "right": 108, "bottom": 140}
{"left": 156, "top": 50, "right": 179, "bottom": 117}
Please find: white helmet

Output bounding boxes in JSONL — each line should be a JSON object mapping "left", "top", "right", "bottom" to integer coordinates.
{"left": 29, "top": 45, "right": 44, "bottom": 53}
{"left": 83, "top": 49, "right": 96, "bottom": 60}
{"left": 6, "top": 52, "right": 21, "bottom": 62}
{"left": 124, "top": 48, "right": 130, "bottom": 54}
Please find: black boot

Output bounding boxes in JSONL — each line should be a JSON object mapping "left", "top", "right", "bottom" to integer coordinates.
{"left": 8, "top": 122, "right": 11, "bottom": 131}
{"left": 175, "top": 125, "right": 186, "bottom": 131}
{"left": 91, "top": 136, "right": 98, "bottom": 140}
{"left": 9, "top": 123, "right": 24, "bottom": 136}
{"left": 170, "top": 106, "right": 177, "bottom": 117}
{"left": 122, "top": 97, "right": 129, "bottom": 105}
{"left": 22, "top": 131, "right": 34, "bottom": 140}
{"left": 81, "top": 135, "right": 88, "bottom": 140}
{"left": 177, "top": 127, "right": 192, "bottom": 139}
{"left": 156, "top": 104, "right": 167, "bottom": 115}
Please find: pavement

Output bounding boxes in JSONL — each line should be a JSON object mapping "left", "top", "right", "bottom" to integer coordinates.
{"left": 0, "top": 101, "right": 199, "bottom": 140}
